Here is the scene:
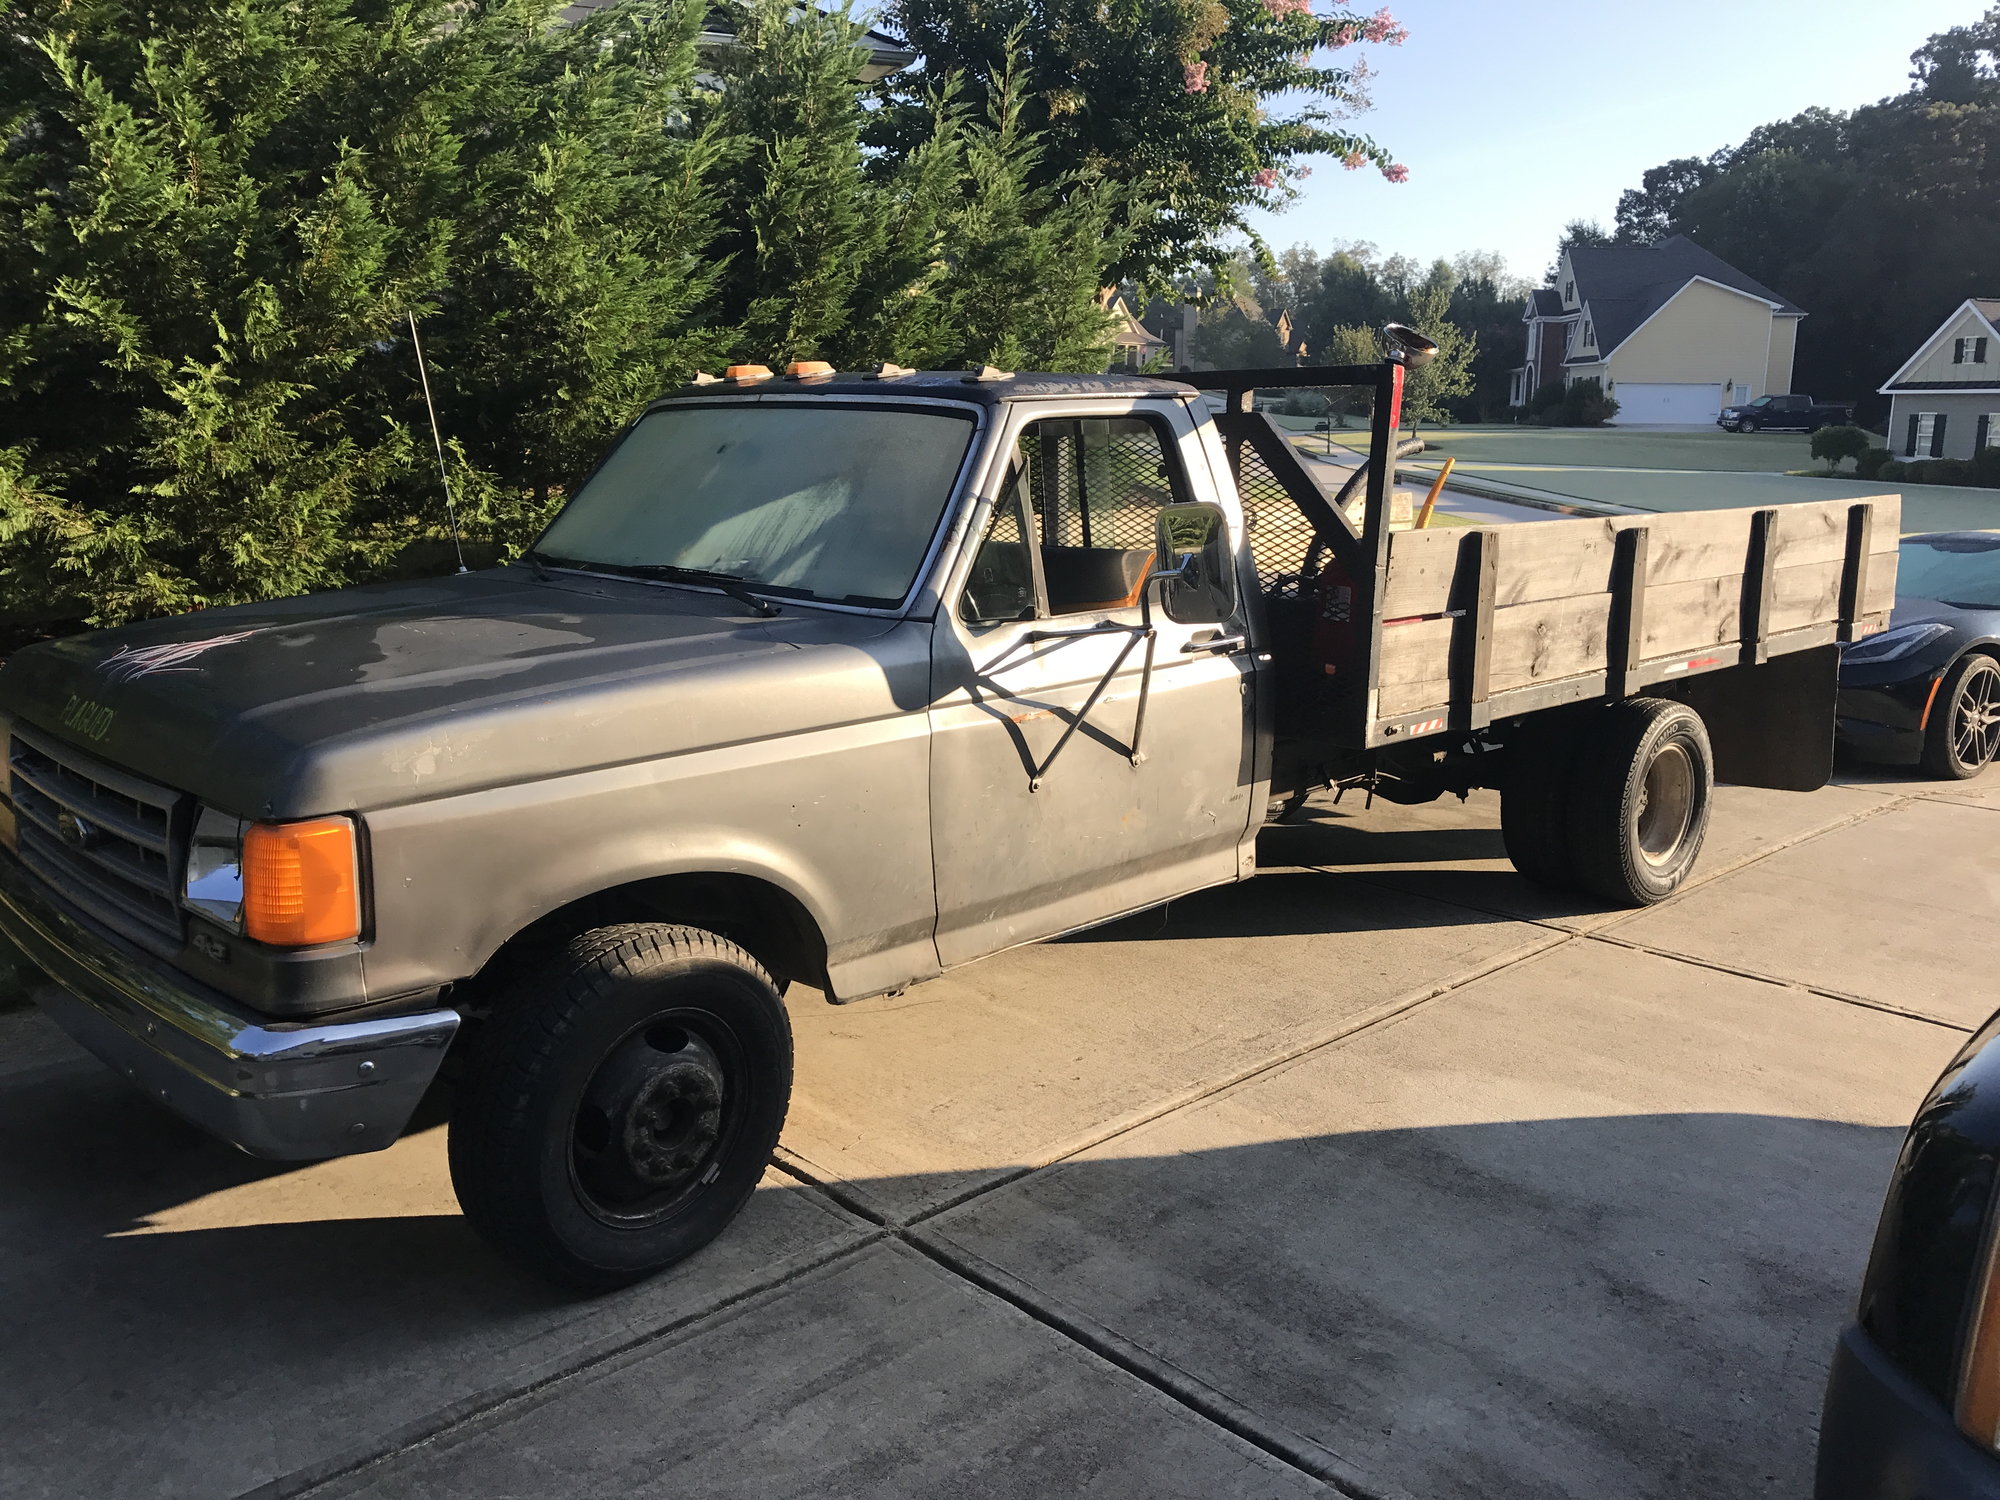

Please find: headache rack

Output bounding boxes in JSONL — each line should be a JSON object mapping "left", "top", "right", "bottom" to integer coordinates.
{"left": 1184, "top": 362, "right": 1899, "bottom": 752}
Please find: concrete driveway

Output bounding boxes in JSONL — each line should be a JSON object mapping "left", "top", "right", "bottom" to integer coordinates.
{"left": 0, "top": 766, "right": 1991, "bottom": 1499}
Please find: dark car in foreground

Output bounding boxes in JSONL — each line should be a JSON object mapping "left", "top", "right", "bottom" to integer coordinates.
{"left": 1719, "top": 393, "right": 1854, "bottom": 432}
{"left": 1837, "top": 532, "right": 2000, "bottom": 779}
{"left": 1816, "top": 1013, "right": 2000, "bottom": 1500}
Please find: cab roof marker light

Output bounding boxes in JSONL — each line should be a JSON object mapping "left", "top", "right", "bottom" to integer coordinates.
{"left": 865, "top": 362, "right": 914, "bottom": 379}
{"left": 687, "top": 372, "right": 722, "bottom": 386}
{"left": 961, "top": 365, "right": 1014, "bottom": 383}
{"left": 786, "top": 361, "right": 834, "bottom": 380}
{"left": 724, "top": 364, "right": 774, "bottom": 382}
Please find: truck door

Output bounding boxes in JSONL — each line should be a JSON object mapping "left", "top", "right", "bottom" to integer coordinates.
{"left": 927, "top": 401, "right": 1259, "bottom": 967}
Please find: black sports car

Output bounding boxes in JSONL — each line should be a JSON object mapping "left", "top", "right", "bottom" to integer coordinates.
{"left": 1816, "top": 1013, "right": 2000, "bottom": 1500}
{"left": 1837, "top": 531, "right": 2000, "bottom": 779}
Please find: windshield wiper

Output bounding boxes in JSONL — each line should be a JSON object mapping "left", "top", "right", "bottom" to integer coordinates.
{"left": 544, "top": 557, "right": 783, "bottom": 617}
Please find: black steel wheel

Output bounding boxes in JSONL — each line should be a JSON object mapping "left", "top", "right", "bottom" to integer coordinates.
{"left": 1567, "top": 698, "right": 1714, "bottom": 906}
{"left": 1922, "top": 654, "right": 2000, "bottom": 781}
{"left": 1501, "top": 710, "right": 1584, "bottom": 890}
{"left": 449, "top": 923, "right": 792, "bottom": 1291}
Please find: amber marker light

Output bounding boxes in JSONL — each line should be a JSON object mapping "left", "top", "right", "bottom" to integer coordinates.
{"left": 786, "top": 360, "right": 834, "bottom": 379}
{"left": 724, "top": 364, "right": 774, "bottom": 381}
{"left": 243, "top": 817, "right": 362, "bottom": 946}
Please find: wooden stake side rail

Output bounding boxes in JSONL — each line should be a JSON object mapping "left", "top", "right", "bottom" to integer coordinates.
{"left": 1364, "top": 495, "right": 1900, "bottom": 743}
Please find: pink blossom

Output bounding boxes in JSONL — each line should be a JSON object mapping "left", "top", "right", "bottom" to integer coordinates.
{"left": 1183, "top": 60, "right": 1209, "bottom": 93}
{"left": 1296, "top": 165, "right": 1313, "bottom": 179}
{"left": 1342, "top": 149, "right": 1367, "bottom": 170}
{"left": 1381, "top": 162, "right": 1409, "bottom": 184}
{"left": 1252, "top": 167, "right": 1281, "bottom": 190}
{"left": 1261, "top": 0, "right": 1313, "bottom": 16}
{"left": 1361, "top": 7, "right": 1407, "bottom": 44}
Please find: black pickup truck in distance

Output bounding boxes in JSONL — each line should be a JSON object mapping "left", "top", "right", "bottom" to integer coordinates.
{"left": 1720, "top": 393, "right": 1855, "bottom": 433}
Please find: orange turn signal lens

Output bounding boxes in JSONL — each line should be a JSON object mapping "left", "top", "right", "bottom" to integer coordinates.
{"left": 724, "top": 364, "right": 773, "bottom": 381}
{"left": 243, "top": 817, "right": 361, "bottom": 947}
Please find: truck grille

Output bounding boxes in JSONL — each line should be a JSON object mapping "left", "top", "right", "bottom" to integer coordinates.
{"left": 8, "top": 726, "right": 188, "bottom": 948}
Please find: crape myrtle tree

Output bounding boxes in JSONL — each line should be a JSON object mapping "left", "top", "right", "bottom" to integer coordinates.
{"left": 874, "top": 0, "right": 1412, "bottom": 289}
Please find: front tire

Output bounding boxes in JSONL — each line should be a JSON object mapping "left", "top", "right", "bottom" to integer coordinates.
{"left": 1921, "top": 654, "right": 2000, "bottom": 780}
{"left": 449, "top": 923, "right": 793, "bottom": 1292}
{"left": 1568, "top": 698, "right": 1714, "bottom": 905}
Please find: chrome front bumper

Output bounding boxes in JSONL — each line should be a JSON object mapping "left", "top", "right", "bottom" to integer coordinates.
{"left": 0, "top": 844, "right": 458, "bottom": 1160}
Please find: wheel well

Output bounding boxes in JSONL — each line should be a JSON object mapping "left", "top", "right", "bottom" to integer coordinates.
{"left": 462, "top": 874, "right": 831, "bottom": 1012}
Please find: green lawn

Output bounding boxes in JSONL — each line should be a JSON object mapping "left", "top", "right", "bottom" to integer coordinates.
{"left": 1276, "top": 420, "right": 1999, "bottom": 533}
{"left": 1281, "top": 421, "right": 1820, "bottom": 473}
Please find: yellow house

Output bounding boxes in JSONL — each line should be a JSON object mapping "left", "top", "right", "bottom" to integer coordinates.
{"left": 1877, "top": 298, "right": 2000, "bottom": 460}
{"left": 1510, "top": 235, "right": 1805, "bottom": 425}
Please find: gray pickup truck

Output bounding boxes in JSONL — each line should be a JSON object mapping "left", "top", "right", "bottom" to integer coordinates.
{"left": 0, "top": 346, "right": 1900, "bottom": 1288}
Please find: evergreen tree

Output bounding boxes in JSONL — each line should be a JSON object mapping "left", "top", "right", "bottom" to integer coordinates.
{"left": 1398, "top": 266, "right": 1474, "bottom": 433}
{"left": 0, "top": 0, "right": 724, "bottom": 625}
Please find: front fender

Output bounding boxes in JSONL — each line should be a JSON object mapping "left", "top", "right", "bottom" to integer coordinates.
{"left": 360, "top": 709, "right": 939, "bottom": 1003}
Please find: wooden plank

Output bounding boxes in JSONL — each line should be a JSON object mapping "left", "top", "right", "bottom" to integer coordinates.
{"left": 1449, "top": 529, "right": 1498, "bottom": 731}
{"left": 1741, "top": 509, "right": 1778, "bottom": 666}
{"left": 1606, "top": 527, "right": 1648, "bottom": 700}
{"left": 1380, "top": 494, "right": 1901, "bottom": 617}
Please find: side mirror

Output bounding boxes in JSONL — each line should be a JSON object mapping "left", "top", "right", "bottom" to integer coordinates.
{"left": 1151, "top": 502, "right": 1236, "bottom": 625}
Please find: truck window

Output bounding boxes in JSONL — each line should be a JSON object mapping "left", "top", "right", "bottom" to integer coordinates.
{"left": 536, "top": 402, "right": 977, "bottom": 608}
{"left": 962, "top": 415, "right": 1186, "bottom": 621}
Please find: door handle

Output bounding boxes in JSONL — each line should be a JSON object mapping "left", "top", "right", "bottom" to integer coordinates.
{"left": 1181, "top": 632, "right": 1247, "bottom": 654}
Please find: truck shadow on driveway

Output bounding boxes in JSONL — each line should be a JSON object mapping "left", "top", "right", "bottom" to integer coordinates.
{"left": 0, "top": 1045, "right": 1905, "bottom": 1500}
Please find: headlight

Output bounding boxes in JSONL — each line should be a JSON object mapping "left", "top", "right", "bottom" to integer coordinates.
{"left": 183, "top": 808, "right": 361, "bottom": 946}
{"left": 1841, "top": 622, "right": 1953, "bottom": 664}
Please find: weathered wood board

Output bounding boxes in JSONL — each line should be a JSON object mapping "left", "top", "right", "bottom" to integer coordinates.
{"left": 1372, "top": 495, "right": 1901, "bottom": 722}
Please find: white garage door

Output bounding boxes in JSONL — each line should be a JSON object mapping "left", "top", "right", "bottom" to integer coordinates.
{"left": 1611, "top": 382, "right": 1723, "bottom": 425}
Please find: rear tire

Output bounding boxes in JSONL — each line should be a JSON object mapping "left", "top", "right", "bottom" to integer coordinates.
{"left": 1921, "top": 653, "right": 2000, "bottom": 780}
{"left": 1568, "top": 698, "right": 1713, "bottom": 906}
{"left": 448, "top": 923, "right": 793, "bottom": 1292}
{"left": 1501, "top": 711, "right": 1583, "bottom": 890}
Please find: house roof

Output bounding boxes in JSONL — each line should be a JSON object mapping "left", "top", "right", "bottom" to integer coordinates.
{"left": 1879, "top": 298, "right": 2000, "bottom": 393}
{"left": 1564, "top": 235, "right": 1803, "bottom": 357}
{"left": 556, "top": 1, "right": 918, "bottom": 79}
{"left": 1525, "top": 288, "right": 1566, "bottom": 320}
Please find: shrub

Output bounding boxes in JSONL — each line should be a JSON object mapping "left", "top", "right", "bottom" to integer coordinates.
{"left": 1853, "top": 446, "right": 1893, "bottom": 481}
{"left": 1973, "top": 446, "right": 2000, "bottom": 488}
{"left": 1810, "top": 424, "right": 1873, "bottom": 473}
{"left": 1562, "top": 378, "right": 1619, "bottom": 427}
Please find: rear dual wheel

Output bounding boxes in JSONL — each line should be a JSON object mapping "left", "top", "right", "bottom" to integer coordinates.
{"left": 1502, "top": 698, "right": 1714, "bottom": 906}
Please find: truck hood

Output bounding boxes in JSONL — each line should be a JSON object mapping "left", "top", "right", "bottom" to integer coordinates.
{"left": 0, "top": 568, "right": 932, "bottom": 816}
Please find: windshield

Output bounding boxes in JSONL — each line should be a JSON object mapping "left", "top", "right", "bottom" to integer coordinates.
{"left": 1897, "top": 535, "right": 2000, "bottom": 608}
{"left": 536, "top": 402, "right": 978, "bottom": 607}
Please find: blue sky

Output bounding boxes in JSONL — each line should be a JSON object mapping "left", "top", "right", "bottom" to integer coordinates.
{"left": 1244, "top": 0, "right": 1984, "bottom": 283}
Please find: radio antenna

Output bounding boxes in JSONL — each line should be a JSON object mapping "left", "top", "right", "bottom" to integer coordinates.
{"left": 407, "top": 309, "right": 469, "bottom": 574}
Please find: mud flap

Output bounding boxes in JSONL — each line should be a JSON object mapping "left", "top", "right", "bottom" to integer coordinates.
{"left": 1653, "top": 644, "right": 1839, "bottom": 792}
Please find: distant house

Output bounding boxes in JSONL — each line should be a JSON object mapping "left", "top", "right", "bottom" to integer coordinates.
{"left": 1510, "top": 235, "right": 1806, "bottom": 426}
{"left": 1877, "top": 299, "right": 2000, "bottom": 460}
{"left": 1105, "top": 293, "right": 1168, "bottom": 372}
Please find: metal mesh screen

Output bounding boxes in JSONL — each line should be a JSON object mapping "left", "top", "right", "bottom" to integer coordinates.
{"left": 1235, "top": 440, "right": 1327, "bottom": 600}
{"left": 1018, "top": 418, "right": 1176, "bottom": 552}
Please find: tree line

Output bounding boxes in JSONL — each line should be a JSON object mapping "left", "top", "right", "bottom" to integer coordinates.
{"left": 1184, "top": 243, "right": 1530, "bottom": 422}
{"left": 1573, "top": 6, "right": 2000, "bottom": 421}
{"left": 0, "top": 0, "right": 1408, "bottom": 631}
